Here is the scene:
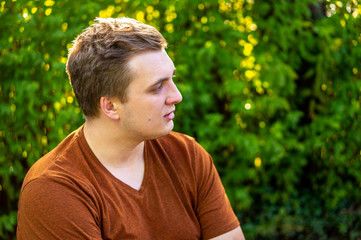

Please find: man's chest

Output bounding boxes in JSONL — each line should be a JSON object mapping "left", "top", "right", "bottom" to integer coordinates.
{"left": 99, "top": 164, "right": 201, "bottom": 239}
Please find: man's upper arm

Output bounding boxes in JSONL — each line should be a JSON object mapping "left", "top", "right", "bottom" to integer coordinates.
{"left": 208, "top": 226, "right": 245, "bottom": 240}
{"left": 17, "top": 177, "right": 102, "bottom": 240}
{"left": 193, "top": 144, "right": 241, "bottom": 239}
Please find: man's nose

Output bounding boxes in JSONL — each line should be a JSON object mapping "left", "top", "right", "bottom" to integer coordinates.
{"left": 166, "top": 80, "right": 183, "bottom": 105}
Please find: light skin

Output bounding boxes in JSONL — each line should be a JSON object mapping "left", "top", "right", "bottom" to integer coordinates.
{"left": 210, "top": 226, "right": 245, "bottom": 240}
{"left": 84, "top": 49, "right": 182, "bottom": 190}
{"left": 83, "top": 49, "right": 245, "bottom": 239}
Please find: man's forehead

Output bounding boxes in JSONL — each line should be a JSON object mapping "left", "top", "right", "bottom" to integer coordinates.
{"left": 129, "top": 49, "right": 171, "bottom": 64}
{"left": 128, "top": 49, "right": 175, "bottom": 76}
{"left": 125, "top": 49, "right": 175, "bottom": 91}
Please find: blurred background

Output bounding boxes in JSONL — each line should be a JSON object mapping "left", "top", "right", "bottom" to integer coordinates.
{"left": 1, "top": 0, "right": 361, "bottom": 239}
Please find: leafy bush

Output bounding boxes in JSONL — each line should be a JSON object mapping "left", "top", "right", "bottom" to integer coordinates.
{"left": 1, "top": 0, "right": 360, "bottom": 239}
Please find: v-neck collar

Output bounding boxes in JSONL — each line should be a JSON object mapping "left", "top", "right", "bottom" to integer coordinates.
{"left": 79, "top": 126, "right": 150, "bottom": 196}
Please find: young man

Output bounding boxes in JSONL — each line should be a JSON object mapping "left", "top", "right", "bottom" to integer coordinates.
{"left": 17, "top": 17, "right": 245, "bottom": 240}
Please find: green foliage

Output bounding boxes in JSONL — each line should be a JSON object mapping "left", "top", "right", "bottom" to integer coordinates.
{"left": 1, "top": 0, "right": 360, "bottom": 239}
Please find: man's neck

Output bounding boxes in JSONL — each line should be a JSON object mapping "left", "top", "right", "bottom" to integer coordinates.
{"left": 83, "top": 118, "right": 145, "bottom": 169}
{"left": 83, "top": 118, "right": 146, "bottom": 190}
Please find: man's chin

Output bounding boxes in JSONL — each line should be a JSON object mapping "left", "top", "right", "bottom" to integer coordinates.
{"left": 146, "top": 125, "right": 174, "bottom": 140}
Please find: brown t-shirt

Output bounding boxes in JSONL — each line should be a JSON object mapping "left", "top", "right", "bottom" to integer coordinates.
{"left": 17, "top": 126, "right": 239, "bottom": 239}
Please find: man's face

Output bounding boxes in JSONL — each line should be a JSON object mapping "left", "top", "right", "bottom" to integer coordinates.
{"left": 115, "top": 49, "right": 183, "bottom": 141}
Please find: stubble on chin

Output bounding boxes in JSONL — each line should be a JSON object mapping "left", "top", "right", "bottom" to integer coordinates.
{"left": 146, "top": 122, "right": 174, "bottom": 141}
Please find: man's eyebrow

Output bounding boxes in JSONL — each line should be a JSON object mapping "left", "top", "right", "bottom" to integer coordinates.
{"left": 149, "top": 69, "right": 176, "bottom": 88}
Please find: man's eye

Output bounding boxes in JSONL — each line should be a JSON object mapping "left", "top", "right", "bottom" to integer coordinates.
{"left": 154, "top": 83, "right": 163, "bottom": 92}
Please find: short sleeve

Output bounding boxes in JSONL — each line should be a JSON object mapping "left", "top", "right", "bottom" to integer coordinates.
{"left": 17, "top": 177, "right": 102, "bottom": 240}
{"left": 194, "top": 145, "right": 240, "bottom": 239}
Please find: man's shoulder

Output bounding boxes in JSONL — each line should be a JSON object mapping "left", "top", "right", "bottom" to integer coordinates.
{"left": 155, "top": 131, "right": 198, "bottom": 150}
{"left": 23, "top": 126, "right": 86, "bottom": 188}
{"left": 159, "top": 131, "right": 195, "bottom": 143}
{"left": 149, "top": 131, "right": 209, "bottom": 159}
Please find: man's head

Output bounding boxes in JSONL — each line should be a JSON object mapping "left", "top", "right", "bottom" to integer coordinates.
{"left": 66, "top": 17, "right": 167, "bottom": 118}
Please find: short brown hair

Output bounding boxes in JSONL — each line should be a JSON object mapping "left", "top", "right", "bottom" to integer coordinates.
{"left": 66, "top": 17, "right": 167, "bottom": 117}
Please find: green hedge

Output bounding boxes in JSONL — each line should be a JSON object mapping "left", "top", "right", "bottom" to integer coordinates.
{"left": 1, "top": 0, "right": 360, "bottom": 239}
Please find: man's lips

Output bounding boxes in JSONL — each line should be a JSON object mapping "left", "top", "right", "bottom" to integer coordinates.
{"left": 164, "top": 109, "right": 175, "bottom": 120}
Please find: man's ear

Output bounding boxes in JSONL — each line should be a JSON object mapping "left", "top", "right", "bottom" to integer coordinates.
{"left": 99, "top": 96, "right": 120, "bottom": 120}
